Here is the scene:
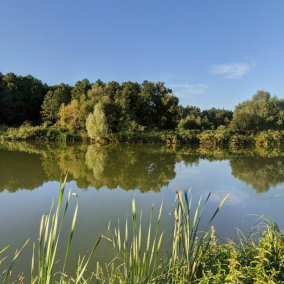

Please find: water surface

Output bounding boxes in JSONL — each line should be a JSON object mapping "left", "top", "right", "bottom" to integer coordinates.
{"left": 1, "top": 141, "right": 284, "bottom": 279}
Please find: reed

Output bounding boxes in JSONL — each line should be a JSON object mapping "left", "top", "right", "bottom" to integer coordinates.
{"left": 94, "top": 198, "right": 164, "bottom": 283}
{"left": 31, "top": 175, "right": 104, "bottom": 283}
{"left": 155, "top": 190, "right": 228, "bottom": 283}
{"left": 0, "top": 240, "right": 29, "bottom": 284}
{"left": 3, "top": 175, "right": 284, "bottom": 283}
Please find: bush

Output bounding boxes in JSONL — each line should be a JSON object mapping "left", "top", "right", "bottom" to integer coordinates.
{"left": 177, "top": 129, "right": 200, "bottom": 144}
{"left": 255, "top": 130, "right": 284, "bottom": 148}
{"left": 229, "top": 134, "right": 254, "bottom": 148}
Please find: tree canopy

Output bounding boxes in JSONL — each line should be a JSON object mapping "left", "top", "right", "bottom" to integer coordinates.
{"left": 86, "top": 103, "right": 109, "bottom": 140}
{"left": 2, "top": 72, "right": 284, "bottom": 136}
{"left": 230, "top": 91, "right": 284, "bottom": 132}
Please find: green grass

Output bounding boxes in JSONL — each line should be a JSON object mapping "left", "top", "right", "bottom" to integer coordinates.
{"left": 3, "top": 123, "right": 284, "bottom": 149}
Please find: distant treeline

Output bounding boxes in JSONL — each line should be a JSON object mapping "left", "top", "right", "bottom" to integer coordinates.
{"left": 1, "top": 72, "right": 284, "bottom": 141}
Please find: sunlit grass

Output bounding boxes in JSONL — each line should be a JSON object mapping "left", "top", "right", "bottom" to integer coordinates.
{"left": 1, "top": 176, "right": 284, "bottom": 283}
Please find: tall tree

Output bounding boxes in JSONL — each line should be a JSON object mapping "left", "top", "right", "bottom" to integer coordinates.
{"left": 71, "top": 79, "right": 92, "bottom": 101}
{"left": 0, "top": 72, "right": 5, "bottom": 124}
{"left": 57, "top": 100, "right": 80, "bottom": 131}
{"left": 116, "top": 81, "right": 141, "bottom": 124}
{"left": 230, "top": 91, "right": 284, "bottom": 132}
{"left": 86, "top": 103, "right": 109, "bottom": 140}
{"left": 21, "top": 75, "right": 49, "bottom": 123}
{"left": 202, "top": 108, "right": 233, "bottom": 129}
{"left": 41, "top": 83, "right": 72, "bottom": 124}
{"left": 1, "top": 73, "right": 25, "bottom": 125}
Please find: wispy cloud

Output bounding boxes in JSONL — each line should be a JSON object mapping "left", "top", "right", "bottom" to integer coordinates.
{"left": 210, "top": 62, "right": 256, "bottom": 79}
{"left": 170, "top": 83, "right": 208, "bottom": 97}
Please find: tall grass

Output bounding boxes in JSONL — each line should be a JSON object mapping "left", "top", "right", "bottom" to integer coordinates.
{"left": 31, "top": 175, "right": 105, "bottom": 283}
{"left": 2, "top": 176, "right": 284, "bottom": 283}
{"left": 0, "top": 240, "right": 29, "bottom": 283}
{"left": 95, "top": 199, "right": 164, "bottom": 283}
{"left": 161, "top": 191, "right": 228, "bottom": 283}
{"left": 93, "top": 190, "right": 229, "bottom": 283}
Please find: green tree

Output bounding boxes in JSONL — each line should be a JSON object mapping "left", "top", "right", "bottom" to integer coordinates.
{"left": 178, "top": 105, "right": 201, "bottom": 119}
{"left": 178, "top": 115, "right": 202, "bottom": 131}
{"left": 41, "top": 91, "right": 61, "bottom": 124}
{"left": 105, "top": 81, "right": 122, "bottom": 100}
{"left": 41, "top": 84, "right": 72, "bottom": 124}
{"left": 21, "top": 75, "right": 49, "bottom": 123}
{"left": 1, "top": 73, "right": 26, "bottom": 125}
{"left": 0, "top": 73, "right": 49, "bottom": 126}
{"left": 86, "top": 103, "right": 109, "bottom": 140}
{"left": 137, "top": 81, "right": 178, "bottom": 129}
{"left": 115, "top": 81, "right": 141, "bottom": 124}
{"left": 76, "top": 81, "right": 121, "bottom": 132}
{"left": 71, "top": 79, "right": 92, "bottom": 101}
{"left": 0, "top": 72, "right": 5, "bottom": 124}
{"left": 158, "top": 86, "right": 179, "bottom": 129}
{"left": 57, "top": 99, "right": 80, "bottom": 131}
{"left": 230, "top": 91, "right": 284, "bottom": 132}
{"left": 202, "top": 108, "right": 233, "bottom": 130}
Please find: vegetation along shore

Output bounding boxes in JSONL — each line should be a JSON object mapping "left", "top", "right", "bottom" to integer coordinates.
{"left": 1, "top": 72, "right": 284, "bottom": 147}
{"left": 1, "top": 177, "right": 284, "bottom": 283}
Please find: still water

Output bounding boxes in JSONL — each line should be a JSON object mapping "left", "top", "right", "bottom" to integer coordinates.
{"left": 0, "top": 141, "right": 284, "bottom": 279}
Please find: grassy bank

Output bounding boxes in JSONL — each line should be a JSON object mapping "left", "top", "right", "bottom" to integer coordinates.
{"left": 2, "top": 123, "right": 284, "bottom": 149}
{"left": 1, "top": 178, "right": 284, "bottom": 283}
{"left": 0, "top": 124, "right": 86, "bottom": 142}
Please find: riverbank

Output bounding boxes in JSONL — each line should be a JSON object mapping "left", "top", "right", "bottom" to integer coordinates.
{"left": 1, "top": 123, "right": 284, "bottom": 148}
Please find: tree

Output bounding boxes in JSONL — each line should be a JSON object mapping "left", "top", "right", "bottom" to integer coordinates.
{"left": 71, "top": 79, "right": 91, "bottom": 101}
{"left": 86, "top": 103, "right": 109, "bottom": 140}
{"left": 159, "top": 93, "right": 179, "bottom": 129}
{"left": 41, "top": 91, "right": 61, "bottom": 124}
{"left": 57, "top": 99, "right": 80, "bottom": 131}
{"left": 137, "top": 81, "right": 178, "bottom": 129}
{"left": 21, "top": 75, "right": 49, "bottom": 123}
{"left": 230, "top": 91, "right": 284, "bottom": 132}
{"left": 115, "top": 81, "right": 141, "bottom": 124}
{"left": 0, "top": 72, "right": 5, "bottom": 124}
{"left": 178, "top": 105, "right": 201, "bottom": 119}
{"left": 178, "top": 115, "right": 202, "bottom": 131}
{"left": 1, "top": 73, "right": 26, "bottom": 125}
{"left": 0, "top": 73, "right": 49, "bottom": 126}
{"left": 230, "top": 111, "right": 260, "bottom": 132}
{"left": 202, "top": 108, "right": 233, "bottom": 130}
{"left": 41, "top": 84, "right": 72, "bottom": 124}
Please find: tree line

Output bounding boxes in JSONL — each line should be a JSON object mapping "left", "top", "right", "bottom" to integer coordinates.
{"left": 1, "top": 72, "right": 284, "bottom": 137}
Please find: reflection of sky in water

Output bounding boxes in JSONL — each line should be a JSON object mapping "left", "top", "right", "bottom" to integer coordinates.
{"left": 1, "top": 143, "right": 284, "bottom": 279}
{"left": 167, "top": 159, "right": 284, "bottom": 240}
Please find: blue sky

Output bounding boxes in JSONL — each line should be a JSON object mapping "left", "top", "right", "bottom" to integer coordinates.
{"left": 1, "top": 0, "right": 284, "bottom": 110}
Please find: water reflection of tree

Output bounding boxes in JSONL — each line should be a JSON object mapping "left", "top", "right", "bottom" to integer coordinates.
{"left": 0, "top": 141, "right": 177, "bottom": 193}
{"left": 85, "top": 145, "right": 108, "bottom": 181}
{"left": 0, "top": 149, "right": 48, "bottom": 192}
{"left": 2, "top": 141, "right": 284, "bottom": 194}
{"left": 83, "top": 145, "right": 176, "bottom": 192}
{"left": 230, "top": 156, "right": 284, "bottom": 193}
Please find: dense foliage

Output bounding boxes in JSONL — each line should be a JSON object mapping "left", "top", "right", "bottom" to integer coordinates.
{"left": 230, "top": 91, "right": 284, "bottom": 132}
{"left": 0, "top": 72, "right": 49, "bottom": 125}
{"left": 2, "top": 72, "right": 284, "bottom": 143}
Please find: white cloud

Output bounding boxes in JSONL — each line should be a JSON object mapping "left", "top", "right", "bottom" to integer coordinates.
{"left": 210, "top": 62, "right": 256, "bottom": 79}
{"left": 170, "top": 83, "right": 208, "bottom": 97}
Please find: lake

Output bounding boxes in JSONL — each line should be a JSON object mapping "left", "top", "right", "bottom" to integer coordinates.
{"left": 1, "top": 141, "right": 284, "bottom": 280}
